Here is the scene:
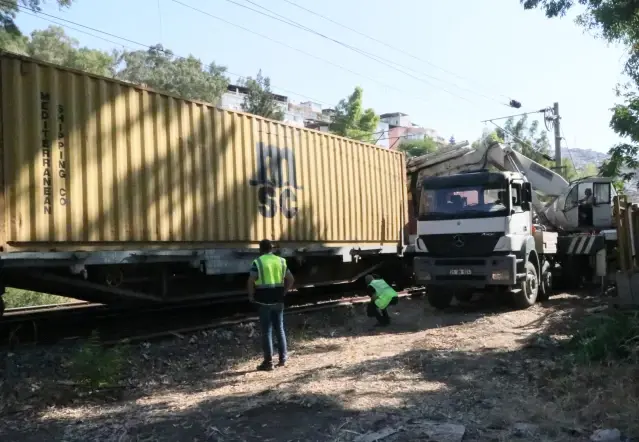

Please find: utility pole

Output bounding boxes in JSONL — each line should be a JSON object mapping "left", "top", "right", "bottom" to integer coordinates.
{"left": 553, "top": 102, "right": 561, "bottom": 169}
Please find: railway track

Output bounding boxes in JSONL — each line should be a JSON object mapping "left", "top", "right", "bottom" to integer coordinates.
{"left": 0, "top": 286, "right": 425, "bottom": 348}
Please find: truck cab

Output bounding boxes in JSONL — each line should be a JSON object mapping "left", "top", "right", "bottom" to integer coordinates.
{"left": 413, "top": 170, "right": 539, "bottom": 309}
{"left": 547, "top": 177, "right": 616, "bottom": 231}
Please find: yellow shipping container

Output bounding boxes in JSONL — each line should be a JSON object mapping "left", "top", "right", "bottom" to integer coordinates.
{"left": 0, "top": 53, "right": 408, "bottom": 252}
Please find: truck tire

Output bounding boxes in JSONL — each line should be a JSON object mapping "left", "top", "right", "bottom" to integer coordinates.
{"left": 538, "top": 270, "right": 552, "bottom": 302}
{"left": 427, "top": 291, "right": 453, "bottom": 310}
{"left": 512, "top": 261, "right": 538, "bottom": 309}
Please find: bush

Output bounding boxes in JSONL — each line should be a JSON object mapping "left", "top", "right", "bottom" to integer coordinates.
{"left": 4, "top": 287, "right": 74, "bottom": 308}
{"left": 569, "top": 311, "right": 639, "bottom": 363}
{"left": 69, "top": 332, "right": 128, "bottom": 389}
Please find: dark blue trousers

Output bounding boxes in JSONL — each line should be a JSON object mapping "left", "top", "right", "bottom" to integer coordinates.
{"left": 258, "top": 303, "right": 287, "bottom": 363}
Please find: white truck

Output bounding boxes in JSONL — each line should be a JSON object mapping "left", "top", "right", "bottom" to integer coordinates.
{"left": 407, "top": 140, "right": 617, "bottom": 309}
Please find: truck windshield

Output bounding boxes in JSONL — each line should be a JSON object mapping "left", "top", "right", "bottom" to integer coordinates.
{"left": 418, "top": 185, "right": 509, "bottom": 220}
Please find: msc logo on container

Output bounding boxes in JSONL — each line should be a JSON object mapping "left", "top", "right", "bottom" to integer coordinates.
{"left": 249, "top": 142, "right": 302, "bottom": 219}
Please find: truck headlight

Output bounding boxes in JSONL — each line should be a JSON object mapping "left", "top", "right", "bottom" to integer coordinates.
{"left": 491, "top": 270, "right": 509, "bottom": 281}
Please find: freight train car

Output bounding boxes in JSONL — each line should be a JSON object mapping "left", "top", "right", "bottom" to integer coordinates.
{"left": 0, "top": 52, "right": 410, "bottom": 314}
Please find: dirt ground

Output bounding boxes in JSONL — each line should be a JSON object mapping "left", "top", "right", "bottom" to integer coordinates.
{"left": 0, "top": 292, "right": 637, "bottom": 442}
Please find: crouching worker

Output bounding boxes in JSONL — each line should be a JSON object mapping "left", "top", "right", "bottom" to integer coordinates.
{"left": 247, "top": 239, "right": 295, "bottom": 372}
{"left": 365, "top": 274, "right": 399, "bottom": 326}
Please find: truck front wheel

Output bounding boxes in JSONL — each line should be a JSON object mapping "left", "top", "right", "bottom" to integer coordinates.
{"left": 427, "top": 290, "right": 453, "bottom": 310}
{"left": 512, "top": 261, "right": 539, "bottom": 309}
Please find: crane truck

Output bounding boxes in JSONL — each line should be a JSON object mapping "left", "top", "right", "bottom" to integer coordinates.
{"left": 407, "top": 140, "right": 617, "bottom": 309}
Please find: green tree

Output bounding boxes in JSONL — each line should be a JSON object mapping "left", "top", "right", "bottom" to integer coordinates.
{"left": 116, "top": 44, "right": 229, "bottom": 104}
{"left": 239, "top": 70, "right": 284, "bottom": 120}
{"left": 398, "top": 137, "right": 438, "bottom": 158}
{"left": 561, "top": 158, "right": 578, "bottom": 181}
{"left": 27, "top": 26, "right": 116, "bottom": 76}
{"left": 472, "top": 128, "right": 503, "bottom": 149}
{"left": 0, "top": 0, "right": 73, "bottom": 36}
{"left": 27, "top": 25, "right": 75, "bottom": 65}
{"left": 0, "top": 28, "right": 27, "bottom": 54}
{"left": 519, "top": 0, "right": 639, "bottom": 184}
{"left": 0, "top": 26, "right": 116, "bottom": 77}
{"left": 580, "top": 162, "right": 599, "bottom": 178}
{"left": 330, "top": 86, "right": 379, "bottom": 143}
{"left": 496, "top": 115, "right": 555, "bottom": 169}
{"left": 0, "top": 26, "right": 231, "bottom": 105}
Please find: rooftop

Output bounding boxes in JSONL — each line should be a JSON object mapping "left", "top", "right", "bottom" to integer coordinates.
{"left": 225, "top": 84, "right": 288, "bottom": 103}
{"left": 379, "top": 112, "right": 409, "bottom": 118}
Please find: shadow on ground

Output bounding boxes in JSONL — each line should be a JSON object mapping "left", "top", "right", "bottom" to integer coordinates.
{"left": 2, "top": 291, "right": 636, "bottom": 442}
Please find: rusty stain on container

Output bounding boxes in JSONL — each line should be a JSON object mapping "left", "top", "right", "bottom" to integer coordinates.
{"left": 0, "top": 53, "right": 408, "bottom": 252}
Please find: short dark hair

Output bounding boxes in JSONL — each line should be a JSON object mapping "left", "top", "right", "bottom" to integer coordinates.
{"left": 259, "top": 239, "right": 273, "bottom": 253}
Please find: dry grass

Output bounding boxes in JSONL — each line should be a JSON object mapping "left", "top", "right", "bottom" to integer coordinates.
{"left": 1, "top": 293, "right": 637, "bottom": 441}
{"left": 536, "top": 362, "right": 639, "bottom": 437}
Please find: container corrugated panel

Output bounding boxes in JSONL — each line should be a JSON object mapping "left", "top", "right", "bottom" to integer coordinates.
{"left": 0, "top": 53, "right": 408, "bottom": 252}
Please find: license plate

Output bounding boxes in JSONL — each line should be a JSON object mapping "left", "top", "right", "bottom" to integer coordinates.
{"left": 449, "top": 269, "right": 472, "bottom": 275}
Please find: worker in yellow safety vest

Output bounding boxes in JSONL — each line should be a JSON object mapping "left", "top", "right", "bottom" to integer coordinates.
{"left": 247, "top": 239, "right": 295, "bottom": 371}
{"left": 365, "top": 274, "right": 399, "bottom": 326}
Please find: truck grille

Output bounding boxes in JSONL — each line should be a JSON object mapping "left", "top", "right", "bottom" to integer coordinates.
{"left": 419, "top": 233, "right": 501, "bottom": 257}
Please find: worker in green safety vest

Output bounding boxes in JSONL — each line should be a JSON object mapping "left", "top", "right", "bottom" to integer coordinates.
{"left": 364, "top": 274, "right": 399, "bottom": 326}
{"left": 247, "top": 239, "right": 295, "bottom": 372}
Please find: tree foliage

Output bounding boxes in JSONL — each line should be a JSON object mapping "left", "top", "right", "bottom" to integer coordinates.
{"left": 520, "top": 0, "right": 639, "bottom": 185}
{"left": 0, "top": 26, "right": 230, "bottom": 104}
{"left": 496, "top": 116, "right": 555, "bottom": 169}
{"left": 330, "top": 87, "right": 379, "bottom": 143}
{"left": 115, "top": 45, "right": 228, "bottom": 104}
{"left": 472, "top": 128, "right": 503, "bottom": 149}
{"left": 561, "top": 159, "right": 598, "bottom": 181}
{"left": 0, "top": 0, "right": 73, "bottom": 35}
{"left": 397, "top": 137, "right": 438, "bottom": 158}
{"left": 239, "top": 70, "right": 284, "bottom": 120}
{"left": 0, "top": 26, "right": 116, "bottom": 76}
{"left": 474, "top": 119, "right": 580, "bottom": 180}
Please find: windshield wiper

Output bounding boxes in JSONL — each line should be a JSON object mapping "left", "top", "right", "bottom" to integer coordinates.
{"left": 418, "top": 212, "right": 453, "bottom": 220}
{"left": 459, "top": 209, "right": 490, "bottom": 214}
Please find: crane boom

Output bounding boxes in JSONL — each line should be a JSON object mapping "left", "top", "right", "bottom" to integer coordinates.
{"left": 407, "top": 141, "right": 569, "bottom": 195}
{"left": 407, "top": 140, "right": 575, "bottom": 228}
{"left": 407, "top": 140, "right": 616, "bottom": 312}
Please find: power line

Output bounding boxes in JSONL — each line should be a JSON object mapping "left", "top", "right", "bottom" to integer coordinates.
{"left": 6, "top": 1, "right": 330, "bottom": 106}
{"left": 487, "top": 121, "right": 553, "bottom": 162}
{"left": 277, "top": 0, "right": 515, "bottom": 102}
{"left": 222, "top": 0, "right": 505, "bottom": 107}
{"left": 171, "top": 0, "right": 476, "bottom": 109}
{"left": 14, "top": 8, "right": 131, "bottom": 48}
{"left": 8, "top": 2, "right": 382, "bottom": 132}
{"left": 481, "top": 108, "right": 549, "bottom": 123}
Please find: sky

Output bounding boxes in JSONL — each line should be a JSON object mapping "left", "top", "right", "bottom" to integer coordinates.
{"left": 16, "top": 0, "right": 629, "bottom": 156}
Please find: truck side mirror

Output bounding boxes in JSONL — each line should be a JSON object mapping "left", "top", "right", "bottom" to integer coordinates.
{"left": 522, "top": 201, "right": 531, "bottom": 212}
{"left": 522, "top": 182, "right": 533, "bottom": 202}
